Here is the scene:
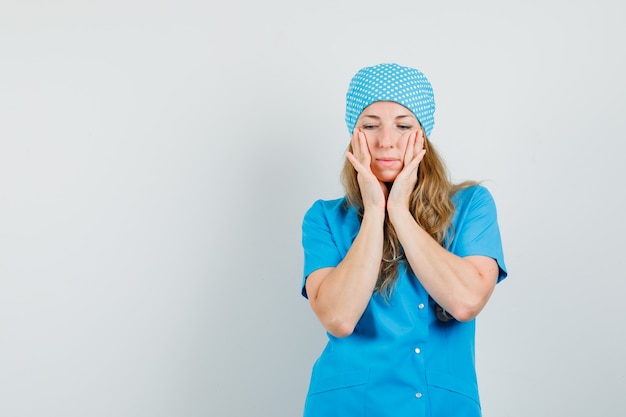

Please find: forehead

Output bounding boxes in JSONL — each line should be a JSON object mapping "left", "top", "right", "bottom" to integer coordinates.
{"left": 359, "top": 101, "right": 416, "bottom": 119}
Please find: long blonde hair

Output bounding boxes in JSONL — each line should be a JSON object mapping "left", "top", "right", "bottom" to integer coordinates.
{"left": 340, "top": 134, "right": 475, "bottom": 298}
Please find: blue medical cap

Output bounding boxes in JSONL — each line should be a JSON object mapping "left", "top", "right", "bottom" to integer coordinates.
{"left": 345, "top": 63, "right": 436, "bottom": 137}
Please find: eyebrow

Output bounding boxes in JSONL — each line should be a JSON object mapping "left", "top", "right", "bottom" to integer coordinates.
{"left": 360, "top": 114, "right": 415, "bottom": 120}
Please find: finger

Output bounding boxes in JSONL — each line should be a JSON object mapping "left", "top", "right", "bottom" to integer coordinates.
{"left": 402, "top": 136, "right": 425, "bottom": 174}
{"left": 407, "top": 145, "right": 426, "bottom": 170}
{"left": 407, "top": 129, "right": 425, "bottom": 167}
{"left": 415, "top": 128, "right": 425, "bottom": 157}
{"left": 404, "top": 130, "right": 416, "bottom": 166}
{"left": 351, "top": 129, "right": 365, "bottom": 163}
{"left": 411, "top": 148, "right": 427, "bottom": 167}
{"left": 345, "top": 150, "right": 368, "bottom": 173}
{"left": 357, "top": 130, "right": 371, "bottom": 166}
{"left": 350, "top": 130, "right": 359, "bottom": 158}
{"left": 345, "top": 150, "right": 359, "bottom": 168}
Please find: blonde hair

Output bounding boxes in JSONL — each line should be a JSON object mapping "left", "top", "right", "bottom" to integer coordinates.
{"left": 340, "top": 134, "right": 475, "bottom": 299}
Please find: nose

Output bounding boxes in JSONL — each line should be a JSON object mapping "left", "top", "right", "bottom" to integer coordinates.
{"left": 377, "top": 126, "right": 394, "bottom": 148}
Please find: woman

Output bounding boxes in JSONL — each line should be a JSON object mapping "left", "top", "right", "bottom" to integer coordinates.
{"left": 300, "top": 63, "right": 507, "bottom": 416}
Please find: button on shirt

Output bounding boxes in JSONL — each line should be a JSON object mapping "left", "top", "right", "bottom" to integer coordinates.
{"left": 301, "top": 185, "right": 507, "bottom": 417}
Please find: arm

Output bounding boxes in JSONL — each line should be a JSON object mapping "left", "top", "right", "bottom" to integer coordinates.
{"left": 387, "top": 130, "right": 498, "bottom": 321}
{"left": 388, "top": 209, "right": 498, "bottom": 321}
{"left": 305, "top": 209, "right": 384, "bottom": 337}
{"left": 305, "top": 130, "right": 386, "bottom": 337}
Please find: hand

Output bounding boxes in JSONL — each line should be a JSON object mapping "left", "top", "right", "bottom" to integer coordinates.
{"left": 387, "top": 129, "right": 426, "bottom": 213}
{"left": 345, "top": 129, "right": 388, "bottom": 212}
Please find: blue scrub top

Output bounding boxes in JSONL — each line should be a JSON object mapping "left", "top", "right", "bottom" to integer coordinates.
{"left": 301, "top": 185, "right": 507, "bottom": 417}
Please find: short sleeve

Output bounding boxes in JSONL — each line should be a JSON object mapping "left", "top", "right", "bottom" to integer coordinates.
{"left": 301, "top": 200, "right": 345, "bottom": 298}
{"left": 450, "top": 186, "right": 508, "bottom": 283}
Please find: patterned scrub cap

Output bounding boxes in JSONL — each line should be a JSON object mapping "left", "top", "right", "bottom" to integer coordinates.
{"left": 345, "top": 63, "right": 436, "bottom": 137}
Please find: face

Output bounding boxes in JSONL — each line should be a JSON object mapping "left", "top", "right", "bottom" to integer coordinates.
{"left": 355, "top": 101, "right": 421, "bottom": 183}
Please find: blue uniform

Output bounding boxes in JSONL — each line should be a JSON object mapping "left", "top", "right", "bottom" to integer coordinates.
{"left": 301, "top": 185, "right": 507, "bottom": 417}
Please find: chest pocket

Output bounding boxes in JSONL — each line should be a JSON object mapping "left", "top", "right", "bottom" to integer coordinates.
{"left": 427, "top": 371, "right": 481, "bottom": 416}
{"left": 304, "top": 369, "right": 369, "bottom": 417}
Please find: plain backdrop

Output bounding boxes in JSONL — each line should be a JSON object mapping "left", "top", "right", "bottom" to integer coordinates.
{"left": 1, "top": 1, "right": 625, "bottom": 416}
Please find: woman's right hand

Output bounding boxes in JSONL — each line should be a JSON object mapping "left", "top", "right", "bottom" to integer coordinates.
{"left": 345, "top": 129, "right": 388, "bottom": 212}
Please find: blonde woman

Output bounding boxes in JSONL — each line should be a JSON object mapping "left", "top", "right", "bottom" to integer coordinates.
{"left": 301, "top": 63, "right": 507, "bottom": 417}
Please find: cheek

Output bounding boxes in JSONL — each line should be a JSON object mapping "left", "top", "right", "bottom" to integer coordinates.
{"left": 398, "top": 134, "right": 411, "bottom": 154}
{"left": 364, "top": 136, "right": 376, "bottom": 151}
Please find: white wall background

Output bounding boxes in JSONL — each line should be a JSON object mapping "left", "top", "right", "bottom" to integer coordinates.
{"left": 1, "top": 1, "right": 624, "bottom": 416}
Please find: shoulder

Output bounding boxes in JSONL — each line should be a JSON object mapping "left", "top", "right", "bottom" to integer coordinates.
{"left": 450, "top": 184, "right": 501, "bottom": 225}
{"left": 302, "top": 196, "right": 361, "bottom": 240}
{"left": 304, "top": 196, "right": 352, "bottom": 220}
{"left": 452, "top": 183, "right": 492, "bottom": 201}
{"left": 307, "top": 196, "right": 348, "bottom": 211}
{"left": 452, "top": 184, "right": 496, "bottom": 210}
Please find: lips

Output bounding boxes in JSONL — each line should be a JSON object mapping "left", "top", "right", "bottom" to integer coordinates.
{"left": 376, "top": 158, "right": 400, "bottom": 167}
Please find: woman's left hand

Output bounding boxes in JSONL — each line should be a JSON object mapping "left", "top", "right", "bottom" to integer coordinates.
{"left": 387, "top": 129, "right": 426, "bottom": 213}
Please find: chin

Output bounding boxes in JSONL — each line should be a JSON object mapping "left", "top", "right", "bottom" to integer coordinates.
{"left": 376, "top": 174, "right": 399, "bottom": 183}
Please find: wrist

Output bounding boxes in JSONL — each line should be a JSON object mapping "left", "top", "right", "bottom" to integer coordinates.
{"left": 362, "top": 206, "right": 386, "bottom": 224}
{"left": 387, "top": 204, "right": 412, "bottom": 225}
